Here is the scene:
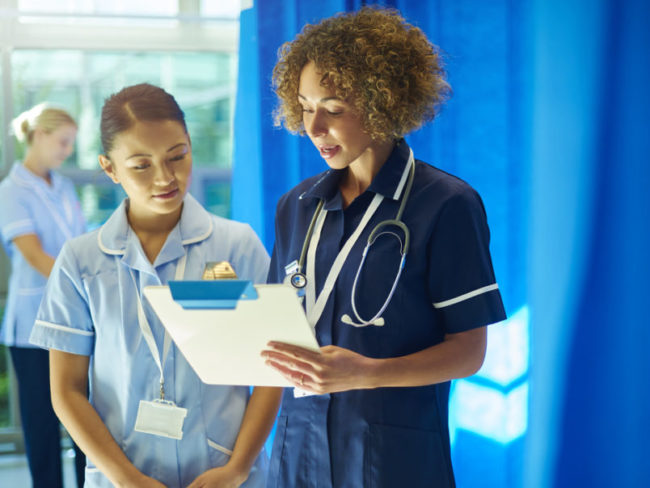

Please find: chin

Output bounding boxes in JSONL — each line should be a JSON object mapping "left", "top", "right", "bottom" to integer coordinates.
{"left": 324, "top": 157, "right": 351, "bottom": 170}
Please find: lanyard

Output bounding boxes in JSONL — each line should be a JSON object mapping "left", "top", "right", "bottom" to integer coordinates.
{"left": 130, "top": 253, "right": 187, "bottom": 400}
{"left": 305, "top": 193, "right": 384, "bottom": 328}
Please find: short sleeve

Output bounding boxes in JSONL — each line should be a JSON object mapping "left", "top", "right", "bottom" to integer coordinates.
{"left": 29, "top": 241, "right": 95, "bottom": 355}
{"left": 0, "top": 184, "right": 37, "bottom": 250}
{"left": 428, "top": 188, "right": 506, "bottom": 333}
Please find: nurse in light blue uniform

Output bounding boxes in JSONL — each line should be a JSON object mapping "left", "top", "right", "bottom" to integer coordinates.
{"left": 30, "top": 84, "right": 281, "bottom": 488}
{"left": 0, "top": 104, "right": 86, "bottom": 488}
{"left": 0, "top": 137, "right": 85, "bottom": 346}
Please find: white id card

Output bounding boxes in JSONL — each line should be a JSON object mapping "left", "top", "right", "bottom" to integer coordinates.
{"left": 293, "top": 387, "right": 317, "bottom": 398}
{"left": 134, "top": 400, "right": 188, "bottom": 439}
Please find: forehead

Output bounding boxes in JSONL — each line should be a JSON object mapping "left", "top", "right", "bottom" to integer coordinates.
{"left": 111, "top": 120, "right": 188, "bottom": 154}
{"left": 298, "top": 61, "right": 337, "bottom": 101}
{"left": 48, "top": 124, "right": 77, "bottom": 138}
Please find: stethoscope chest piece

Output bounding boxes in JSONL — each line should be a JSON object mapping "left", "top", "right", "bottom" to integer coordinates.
{"left": 284, "top": 260, "right": 307, "bottom": 294}
{"left": 290, "top": 272, "right": 307, "bottom": 289}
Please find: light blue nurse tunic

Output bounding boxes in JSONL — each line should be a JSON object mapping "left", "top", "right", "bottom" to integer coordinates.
{"left": 30, "top": 194, "right": 271, "bottom": 488}
{"left": 0, "top": 163, "right": 85, "bottom": 347}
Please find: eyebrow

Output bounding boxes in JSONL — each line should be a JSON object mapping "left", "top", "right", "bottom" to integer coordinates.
{"left": 126, "top": 143, "right": 188, "bottom": 160}
{"left": 298, "top": 94, "right": 341, "bottom": 103}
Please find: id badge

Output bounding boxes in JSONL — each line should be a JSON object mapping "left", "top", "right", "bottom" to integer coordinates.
{"left": 293, "top": 387, "right": 317, "bottom": 398}
{"left": 134, "top": 400, "right": 187, "bottom": 440}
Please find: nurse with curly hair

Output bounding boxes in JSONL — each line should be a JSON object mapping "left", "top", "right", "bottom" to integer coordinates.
{"left": 261, "top": 7, "right": 506, "bottom": 487}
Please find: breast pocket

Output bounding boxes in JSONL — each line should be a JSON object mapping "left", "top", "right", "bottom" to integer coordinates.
{"left": 365, "top": 424, "right": 453, "bottom": 488}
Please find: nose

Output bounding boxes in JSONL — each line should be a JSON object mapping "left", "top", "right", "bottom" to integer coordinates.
{"left": 154, "top": 161, "right": 175, "bottom": 186}
{"left": 305, "top": 110, "right": 328, "bottom": 138}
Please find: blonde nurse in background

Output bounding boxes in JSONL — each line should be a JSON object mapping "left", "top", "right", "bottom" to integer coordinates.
{"left": 0, "top": 104, "right": 86, "bottom": 488}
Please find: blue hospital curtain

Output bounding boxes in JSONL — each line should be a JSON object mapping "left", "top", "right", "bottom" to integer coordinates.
{"left": 526, "top": 0, "right": 650, "bottom": 487}
{"left": 232, "top": 1, "right": 528, "bottom": 487}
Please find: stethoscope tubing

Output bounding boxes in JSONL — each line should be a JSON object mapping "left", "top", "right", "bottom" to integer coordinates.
{"left": 297, "top": 157, "right": 415, "bottom": 274}
{"left": 291, "top": 152, "right": 416, "bottom": 326}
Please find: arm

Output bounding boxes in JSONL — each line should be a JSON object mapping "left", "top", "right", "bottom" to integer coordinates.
{"left": 13, "top": 233, "right": 56, "bottom": 277}
{"left": 262, "top": 326, "right": 487, "bottom": 394}
{"left": 188, "top": 386, "right": 283, "bottom": 488}
{"left": 49, "top": 349, "right": 165, "bottom": 488}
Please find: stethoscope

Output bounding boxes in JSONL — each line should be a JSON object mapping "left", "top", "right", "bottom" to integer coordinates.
{"left": 285, "top": 150, "right": 415, "bottom": 327}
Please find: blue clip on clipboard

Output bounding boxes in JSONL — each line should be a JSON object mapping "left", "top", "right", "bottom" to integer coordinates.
{"left": 168, "top": 280, "right": 258, "bottom": 309}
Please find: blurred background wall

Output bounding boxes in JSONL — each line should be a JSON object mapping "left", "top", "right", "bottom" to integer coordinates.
{"left": 1, "top": 0, "right": 649, "bottom": 486}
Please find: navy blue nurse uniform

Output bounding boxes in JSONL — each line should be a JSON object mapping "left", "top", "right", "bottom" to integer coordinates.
{"left": 267, "top": 140, "right": 506, "bottom": 488}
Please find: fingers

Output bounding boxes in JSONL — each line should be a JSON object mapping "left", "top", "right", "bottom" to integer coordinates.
{"left": 262, "top": 349, "right": 315, "bottom": 373}
{"left": 266, "top": 341, "right": 322, "bottom": 360}
{"left": 265, "top": 358, "right": 314, "bottom": 390}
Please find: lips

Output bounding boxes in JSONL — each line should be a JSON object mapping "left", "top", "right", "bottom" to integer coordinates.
{"left": 153, "top": 188, "right": 179, "bottom": 200}
{"left": 318, "top": 145, "right": 341, "bottom": 159}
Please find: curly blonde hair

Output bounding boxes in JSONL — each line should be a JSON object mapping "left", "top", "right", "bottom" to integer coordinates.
{"left": 272, "top": 6, "right": 450, "bottom": 141}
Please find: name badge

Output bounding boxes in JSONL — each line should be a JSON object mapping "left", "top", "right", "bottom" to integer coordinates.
{"left": 202, "top": 261, "right": 238, "bottom": 280}
{"left": 293, "top": 387, "right": 317, "bottom": 398}
{"left": 134, "top": 400, "right": 187, "bottom": 440}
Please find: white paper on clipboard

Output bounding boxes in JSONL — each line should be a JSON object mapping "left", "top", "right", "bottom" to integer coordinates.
{"left": 142, "top": 284, "right": 320, "bottom": 387}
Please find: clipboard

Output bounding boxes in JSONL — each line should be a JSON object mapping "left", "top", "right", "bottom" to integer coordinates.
{"left": 142, "top": 283, "right": 320, "bottom": 387}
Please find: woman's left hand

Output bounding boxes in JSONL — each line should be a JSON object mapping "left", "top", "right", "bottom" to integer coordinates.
{"left": 261, "top": 342, "right": 376, "bottom": 394}
{"left": 185, "top": 465, "right": 247, "bottom": 488}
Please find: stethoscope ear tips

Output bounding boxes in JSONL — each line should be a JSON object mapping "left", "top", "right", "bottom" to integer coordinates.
{"left": 340, "top": 314, "right": 385, "bottom": 327}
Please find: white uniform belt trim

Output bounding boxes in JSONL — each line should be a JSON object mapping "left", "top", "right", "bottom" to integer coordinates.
{"left": 207, "top": 439, "right": 233, "bottom": 456}
{"left": 433, "top": 283, "right": 499, "bottom": 309}
{"left": 3, "top": 219, "right": 34, "bottom": 234}
{"left": 34, "top": 319, "right": 95, "bottom": 336}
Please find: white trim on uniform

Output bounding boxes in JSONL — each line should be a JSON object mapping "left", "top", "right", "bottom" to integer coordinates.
{"left": 2, "top": 219, "right": 34, "bottom": 234}
{"left": 16, "top": 287, "right": 45, "bottom": 296}
{"left": 97, "top": 226, "right": 125, "bottom": 255}
{"left": 182, "top": 216, "right": 213, "bottom": 245}
{"left": 34, "top": 319, "right": 95, "bottom": 336}
{"left": 433, "top": 283, "right": 500, "bottom": 309}
{"left": 207, "top": 439, "right": 233, "bottom": 456}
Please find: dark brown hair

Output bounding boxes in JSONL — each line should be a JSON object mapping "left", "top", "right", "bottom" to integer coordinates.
{"left": 100, "top": 83, "right": 187, "bottom": 154}
{"left": 273, "top": 6, "right": 450, "bottom": 141}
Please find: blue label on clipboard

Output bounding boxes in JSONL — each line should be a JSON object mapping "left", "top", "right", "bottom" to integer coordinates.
{"left": 168, "top": 280, "right": 258, "bottom": 309}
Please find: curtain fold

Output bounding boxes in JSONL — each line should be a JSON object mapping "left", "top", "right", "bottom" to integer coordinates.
{"left": 527, "top": 0, "right": 650, "bottom": 486}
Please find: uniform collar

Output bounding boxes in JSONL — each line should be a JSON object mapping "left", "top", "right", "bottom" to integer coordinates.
{"left": 97, "top": 193, "right": 213, "bottom": 272}
{"left": 299, "top": 139, "right": 412, "bottom": 211}
{"left": 10, "top": 162, "right": 63, "bottom": 192}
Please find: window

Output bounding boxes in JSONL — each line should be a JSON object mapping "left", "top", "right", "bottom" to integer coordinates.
{"left": 11, "top": 49, "right": 237, "bottom": 227}
{"left": 0, "top": 0, "right": 240, "bottom": 450}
